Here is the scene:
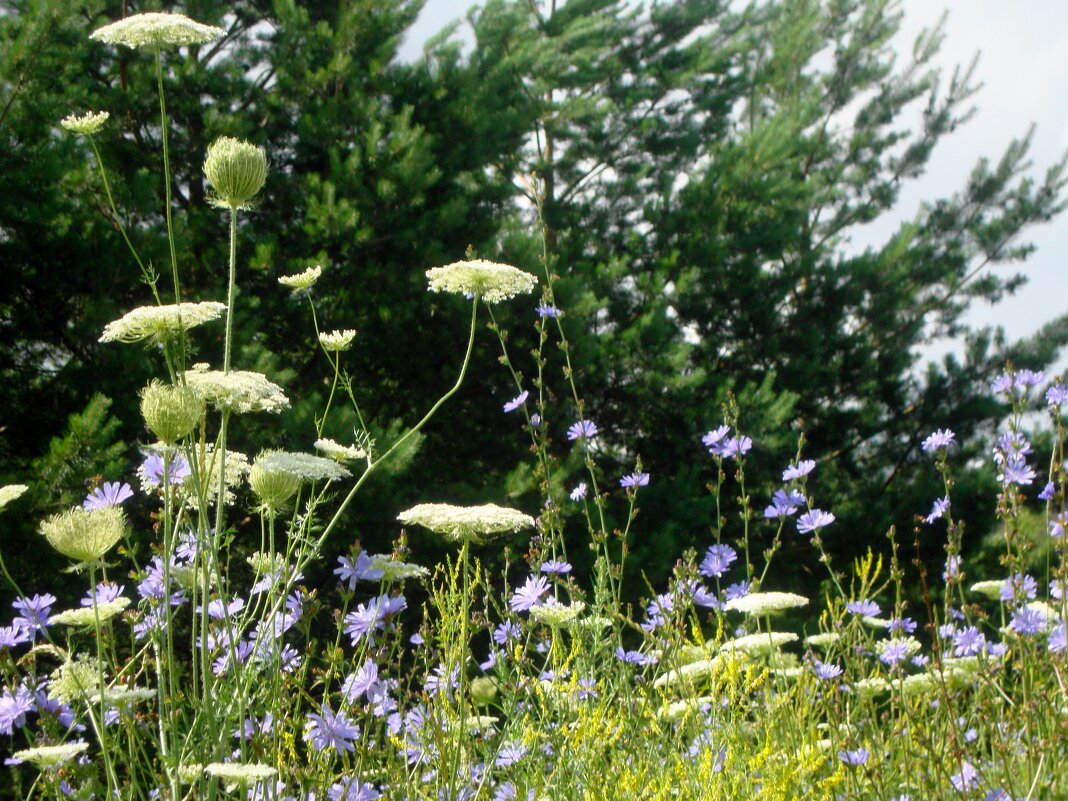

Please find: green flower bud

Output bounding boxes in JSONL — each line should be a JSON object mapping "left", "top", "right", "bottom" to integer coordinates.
{"left": 248, "top": 459, "right": 300, "bottom": 516}
{"left": 39, "top": 506, "right": 126, "bottom": 564}
{"left": 203, "top": 136, "right": 267, "bottom": 209}
{"left": 140, "top": 380, "right": 201, "bottom": 444}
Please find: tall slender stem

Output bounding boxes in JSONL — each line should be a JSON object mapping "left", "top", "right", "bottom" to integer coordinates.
{"left": 156, "top": 48, "right": 180, "bottom": 305}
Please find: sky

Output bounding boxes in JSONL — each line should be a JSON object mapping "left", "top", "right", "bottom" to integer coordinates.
{"left": 399, "top": 0, "right": 1068, "bottom": 361}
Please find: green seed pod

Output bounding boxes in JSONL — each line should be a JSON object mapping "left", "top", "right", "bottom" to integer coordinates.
{"left": 39, "top": 506, "right": 126, "bottom": 563}
{"left": 248, "top": 461, "right": 299, "bottom": 516}
{"left": 140, "top": 380, "right": 201, "bottom": 444}
{"left": 203, "top": 136, "right": 267, "bottom": 209}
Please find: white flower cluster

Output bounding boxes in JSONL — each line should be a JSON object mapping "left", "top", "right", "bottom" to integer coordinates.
{"left": 13, "top": 742, "right": 89, "bottom": 768}
{"left": 653, "top": 657, "right": 722, "bottom": 689}
{"left": 39, "top": 506, "right": 127, "bottom": 564}
{"left": 426, "top": 259, "right": 538, "bottom": 304}
{"left": 185, "top": 364, "right": 289, "bottom": 414}
{"left": 0, "top": 484, "right": 27, "bottom": 511}
{"left": 719, "top": 632, "right": 798, "bottom": 654}
{"left": 397, "top": 502, "right": 534, "bottom": 544}
{"left": 803, "top": 632, "right": 841, "bottom": 648}
{"left": 204, "top": 762, "right": 278, "bottom": 784}
{"left": 723, "top": 591, "right": 808, "bottom": 616}
{"left": 254, "top": 450, "right": 351, "bottom": 482}
{"left": 369, "top": 555, "right": 429, "bottom": 581}
{"left": 314, "top": 438, "right": 367, "bottom": 462}
{"left": 319, "top": 329, "right": 356, "bottom": 352}
{"left": 50, "top": 598, "right": 130, "bottom": 627}
{"left": 528, "top": 598, "right": 586, "bottom": 627}
{"left": 278, "top": 265, "right": 322, "bottom": 290}
{"left": 61, "top": 111, "right": 109, "bottom": 135}
{"left": 100, "top": 302, "right": 227, "bottom": 344}
{"left": 90, "top": 12, "right": 225, "bottom": 49}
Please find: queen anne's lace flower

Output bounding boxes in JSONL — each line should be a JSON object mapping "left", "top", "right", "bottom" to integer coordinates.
{"left": 653, "top": 658, "right": 723, "bottom": 689}
{"left": 100, "top": 302, "right": 226, "bottom": 344}
{"left": 969, "top": 580, "right": 1003, "bottom": 600}
{"left": 279, "top": 265, "right": 322, "bottom": 290}
{"left": 369, "top": 555, "right": 429, "bottom": 581}
{"left": 39, "top": 506, "right": 126, "bottom": 563}
{"left": 254, "top": 451, "right": 351, "bottom": 482}
{"left": 61, "top": 111, "right": 109, "bottom": 135}
{"left": 804, "top": 632, "right": 841, "bottom": 648}
{"left": 204, "top": 763, "right": 278, "bottom": 783}
{"left": 0, "top": 484, "right": 27, "bottom": 511}
{"left": 724, "top": 591, "right": 808, "bottom": 616}
{"left": 527, "top": 598, "right": 586, "bottom": 627}
{"left": 90, "top": 13, "right": 225, "bottom": 49}
{"left": 49, "top": 598, "right": 130, "bottom": 627}
{"left": 185, "top": 364, "right": 289, "bottom": 414}
{"left": 13, "top": 741, "right": 89, "bottom": 768}
{"left": 397, "top": 502, "right": 534, "bottom": 544}
{"left": 719, "top": 632, "right": 798, "bottom": 654}
{"left": 426, "top": 259, "right": 538, "bottom": 303}
{"left": 319, "top": 329, "right": 356, "bottom": 352}
{"left": 314, "top": 438, "right": 366, "bottom": 462}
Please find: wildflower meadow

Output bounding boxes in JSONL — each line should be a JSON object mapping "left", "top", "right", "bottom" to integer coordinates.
{"left": 3, "top": 9, "right": 1068, "bottom": 801}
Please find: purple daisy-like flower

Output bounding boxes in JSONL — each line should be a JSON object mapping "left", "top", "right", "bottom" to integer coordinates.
{"left": 82, "top": 582, "right": 125, "bottom": 606}
{"left": 999, "top": 456, "right": 1036, "bottom": 487}
{"left": 0, "top": 626, "right": 28, "bottom": 650}
{"left": 812, "top": 659, "right": 842, "bottom": 681}
{"left": 495, "top": 742, "right": 529, "bottom": 767}
{"left": 1039, "top": 481, "right": 1056, "bottom": 501}
{"left": 701, "top": 425, "right": 730, "bottom": 451}
{"left": 950, "top": 761, "right": 979, "bottom": 792}
{"left": 699, "top": 544, "right": 737, "bottom": 579}
{"left": 503, "top": 391, "right": 528, "bottom": 413}
{"left": 0, "top": 684, "right": 35, "bottom": 735}
{"left": 539, "top": 560, "right": 572, "bottom": 574}
{"left": 304, "top": 705, "right": 359, "bottom": 754}
{"left": 879, "top": 639, "right": 910, "bottom": 666}
{"left": 615, "top": 647, "right": 650, "bottom": 665}
{"left": 782, "top": 460, "right": 816, "bottom": 481}
{"left": 1000, "top": 573, "right": 1038, "bottom": 603}
{"left": 1016, "top": 369, "right": 1046, "bottom": 388}
{"left": 764, "top": 488, "right": 805, "bottom": 519}
{"left": 334, "top": 552, "right": 383, "bottom": 591}
{"left": 925, "top": 497, "right": 950, "bottom": 524}
{"left": 724, "top": 580, "right": 750, "bottom": 601}
{"left": 342, "top": 660, "right": 381, "bottom": 703}
{"left": 569, "top": 482, "right": 588, "bottom": 501}
{"left": 83, "top": 481, "right": 134, "bottom": 509}
{"left": 1009, "top": 607, "right": 1047, "bottom": 636}
{"left": 567, "top": 420, "right": 598, "bottom": 441}
{"left": 1046, "top": 384, "right": 1068, "bottom": 407}
{"left": 888, "top": 617, "right": 917, "bottom": 634}
{"left": 952, "top": 627, "right": 982, "bottom": 657}
{"left": 493, "top": 620, "right": 522, "bottom": 644}
{"left": 509, "top": 575, "right": 550, "bottom": 612}
{"left": 1049, "top": 622, "right": 1067, "bottom": 655}
{"left": 838, "top": 748, "right": 869, "bottom": 766}
{"left": 141, "top": 453, "right": 191, "bottom": 489}
{"left": 12, "top": 593, "right": 57, "bottom": 636}
{"left": 921, "top": 428, "right": 955, "bottom": 453}
{"left": 720, "top": 435, "right": 752, "bottom": 459}
{"left": 328, "top": 778, "right": 381, "bottom": 801}
{"left": 536, "top": 304, "right": 559, "bottom": 318}
{"left": 620, "top": 471, "right": 650, "bottom": 489}
{"left": 797, "top": 509, "right": 834, "bottom": 534}
{"left": 846, "top": 599, "right": 880, "bottom": 617}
